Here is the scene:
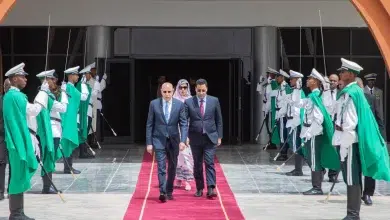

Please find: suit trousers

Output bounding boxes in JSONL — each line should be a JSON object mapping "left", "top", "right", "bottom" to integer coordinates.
{"left": 155, "top": 138, "right": 179, "bottom": 195}
{"left": 191, "top": 134, "right": 216, "bottom": 190}
{"left": 0, "top": 141, "right": 7, "bottom": 195}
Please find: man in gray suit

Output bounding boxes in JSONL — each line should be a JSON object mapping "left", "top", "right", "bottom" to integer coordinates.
{"left": 146, "top": 82, "right": 188, "bottom": 202}
{"left": 0, "top": 80, "right": 7, "bottom": 201}
{"left": 356, "top": 77, "right": 385, "bottom": 206}
{"left": 185, "top": 79, "right": 223, "bottom": 199}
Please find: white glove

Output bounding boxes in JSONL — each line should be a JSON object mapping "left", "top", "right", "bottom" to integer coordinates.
{"left": 267, "top": 77, "right": 272, "bottom": 84}
{"left": 96, "top": 75, "right": 100, "bottom": 81}
{"left": 103, "top": 73, "right": 107, "bottom": 80}
{"left": 41, "top": 81, "right": 49, "bottom": 91}
{"left": 340, "top": 145, "right": 349, "bottom": 162}
{"left": 61, "top": 82, "right": 67, "bottom": 91}
{"left": 323, "top": 82, "right": 330, "bottom": 91}
{"left": 296, "top": 78, "right": 302, "bottom": 89}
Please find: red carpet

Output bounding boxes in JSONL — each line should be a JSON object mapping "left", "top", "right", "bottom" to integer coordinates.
{"left": 123, "top": 152, "right": 245, "bottom": 220}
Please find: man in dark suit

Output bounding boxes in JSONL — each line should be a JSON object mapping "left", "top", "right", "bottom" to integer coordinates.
{"left": 146, "top": 82, "right": 188, "bottom": 202}
{"left": 356, "top": 77, "right": 384, "bottom": 206}
{"left": 185, "top": 79, "right": 223, "bottom": 199}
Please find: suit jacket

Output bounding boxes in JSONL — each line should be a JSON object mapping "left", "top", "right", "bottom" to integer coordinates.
{"left": 185, "top": 95, "right": 223, "bottom": 145}
{"left": 364, "top": 86, "right": 384, "bottom": 123}
{"left": 146, "top": 98, "right": 188, "bottom": 149}
{"left": 364, "top": 93, "right": 386, "bottom": 141}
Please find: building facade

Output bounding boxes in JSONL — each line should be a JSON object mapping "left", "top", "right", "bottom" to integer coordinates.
{"left": 0, "top": 0, "right": 387, "bottom": 144}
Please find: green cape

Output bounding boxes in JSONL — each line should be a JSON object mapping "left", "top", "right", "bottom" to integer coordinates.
{"left": 76, "top": 82, "right": 92, "bottom": 143}
{"left": 308, "top": 90, "right": 340, "bottom": 171}
{"left": 36, "top": 91, "right": 56, "bottom": 176}
{"left": 337, "top": 82, "right": 390, "bottom": 181}
{"left": 3, "top": 88, "right": 38, "bottom": 194}
{"left": 297, "top": 89, "right": 307, "bottom": 157}
{"left": 270, "top": 81, "right": 280, "bottom": 144}
{"left": 61, "top": 83, "right": 81, "bottom": 157}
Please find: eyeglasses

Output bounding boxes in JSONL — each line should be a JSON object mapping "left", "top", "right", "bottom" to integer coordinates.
{"left": 197, "top": 89, "right": 206, "bottom": 92}
{"left": 179, "top": 86, "right": 188, "bottom": 90}
{"left": 162, "top": 91, "right": 172, "bottom": 94}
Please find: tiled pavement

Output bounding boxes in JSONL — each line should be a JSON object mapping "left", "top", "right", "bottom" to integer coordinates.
{"left": 0, "top": 144, "right": 389, "bottom": 220}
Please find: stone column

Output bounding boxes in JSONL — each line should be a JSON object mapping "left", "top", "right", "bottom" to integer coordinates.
{"left": 253, "top": 27, "right": 278, "bottom": 144}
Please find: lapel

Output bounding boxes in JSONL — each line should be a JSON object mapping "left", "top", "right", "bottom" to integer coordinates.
{"left": 204, "top": 96, "right": 212, "bottom": 117}
{"left": 193, "top": 96, "right": 202, "bottom": 118}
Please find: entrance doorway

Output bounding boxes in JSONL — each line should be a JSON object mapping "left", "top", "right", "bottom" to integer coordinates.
{"left": 134, "top": 59, "right": 243, "bottom": 145}
{"left": 99, "top": 58, "right": 245, "bottom": 145}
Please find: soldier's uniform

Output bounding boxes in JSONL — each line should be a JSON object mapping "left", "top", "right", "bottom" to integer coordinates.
{"left": 283, "top": 70, "right": 306, "bottom": 176}
{"left": 62, "top": 66, "right": 87, "bottom": 174}
{"left": 335, "top": 58, "right": 390, "bottom": 220}
{"left": 274, "top": 69, "right": 292, "bottom": 161}
{"left": 295, "top": 69, "right": 340, "bottom": 195}
{"left": 96, "top": 73, "right": 107, "bottom": 142}
{"left": 4, "top": 63, "right": 47, "bottom": 220}
{"left": 264, "top": 68, "right": 281, "bottom": 149}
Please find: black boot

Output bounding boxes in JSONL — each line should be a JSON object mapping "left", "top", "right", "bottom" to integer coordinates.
{"left": 0, "top": 163, "right": 6, "bottom": 200}
{"left": 9, "top": 193, "right": 35, "bottom": 220}
{"left": 303, "top": 171, "right": 323, "bottom": 195}
{"left": 286, "top": 154, "right": 304, "bottom": 176}
{"left": 64, "top": 157, "right": 81, "bottom": 174}
{"left": 343, "top": 185, "right": 361, "bottom": 220}
{"left": 42, "top": 173, "right": 61, "bottom": 194}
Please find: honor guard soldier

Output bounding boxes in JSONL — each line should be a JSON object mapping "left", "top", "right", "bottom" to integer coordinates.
{"left": 335, "top": 58, "right": 390, "bottom": 220}
{"left": 36, "top": 70, "right": 68, "bottom": 193}
{"left": 290, "top": 68, "right": 340, "bottom": 195}
{"left": 77, "top": 66, "right": 93, "bottom": 158}
{"left": 274, "top": 69, "right": 292, "bottom": 160}
{"left": 263, "top": 67, "right": 279, "bottom": 149}
{"left": 62, "top": 66, "right": 86, "bottom": 174}
{"left": 80, "top": 63, "right": 101, "bottom": 149}
{"left": 283, "top": 70, "right": 306, "bottom": 176}
{"left": 3, "top": 63, "right": 48, "bottom": 220}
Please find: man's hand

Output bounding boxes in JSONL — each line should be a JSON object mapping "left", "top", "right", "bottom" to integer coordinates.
{"left": 61, "top": 82, "right": 67, "bottom": 91}
{"left": 95, "top": 75, "right": 100, "bottom": 81}
{"left": 103, "top": 73, "right": 108, "bottom": 80}
{"left": 146, "top": 145, "right": 153, "bottom": 155}
{"left": 179, "top": 142, "right": 186, "bottom": 151}
{"left": 186, "top": 138, "right": 190, "bottom": 146}
{"left": 41, "top": 81, "right": 49, "bottom": 91}
{"left": 217, "top": 138, "right": 222, "bottom": 147}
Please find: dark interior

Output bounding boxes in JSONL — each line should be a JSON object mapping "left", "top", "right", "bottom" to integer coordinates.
{"left": 102, "top": 59, "right": 249, "bottom": 145}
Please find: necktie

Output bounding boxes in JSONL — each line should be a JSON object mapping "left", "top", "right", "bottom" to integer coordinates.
{"left": 200, "top": 99, "right": 204, "bottom": 117}
{"left": 164, "top": 101, "right": 169, "bottom": 122}
{"left": 370, "top": 89, "right": 373, "bottom": 95}
{"left": 331, "top": 90, "right": 334, "bottom": 99}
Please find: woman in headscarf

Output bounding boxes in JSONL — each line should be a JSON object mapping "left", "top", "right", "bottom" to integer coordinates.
{"left": 173, "top": 79, "right": 194, "bottom": 191}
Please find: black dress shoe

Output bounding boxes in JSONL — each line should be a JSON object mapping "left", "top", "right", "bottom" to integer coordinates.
{"left": 328, "top": 176, "right": 339, "bottom": 183}
{"left": 275, "top": 155, "right": 287, "bottom": 161}
{"left": 362, "top": 194, "right": 373, "bottom": 206}
{"left": 64, "top": 168, "right": 81, "bottom": 174}
{"left": 42, "top": 186, "right": 62, "bottom": 194}
{"left": 0, "top": 193, "right": 4, "bottom": 201}
{"left": 167, "top": 194, "right": 174, "bottom": 200}
{"left": 207, "top": 187, "right": 217, "bottom": 199}
{"left": 194, "top": 190, "right": 203, "bottom": 197}
{"left": 159, "top": 193, "right": 167, "bottom": 203}
{"left": 286, "top": 170, "right": 303, "bottom": 176}
{"left": 302, "top": 188, "right": 323, "bottom": 195}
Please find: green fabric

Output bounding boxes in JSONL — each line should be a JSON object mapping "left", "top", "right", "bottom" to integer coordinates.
{"left": 308, "top": 90, "right": 340, "bottom": 171}
{"left": 61, "top": 83, "right": 81, "bottom": 157}
{"left": 270, "top": 81, "right": 280, "bottom": 145}
{"left": 36, "top": 91, "right": 56, "bottom": 176}
{"left": 3, "top": 88, "right": 38, "bottom": 194}
{"left": 76, "top": 83, "right": 92, "bottom": 143}
{"left": 305, "top": 135, "right": 323, "bottom": 171}
{"left": 337, "top": 82, "right": 390, "bottom": 181}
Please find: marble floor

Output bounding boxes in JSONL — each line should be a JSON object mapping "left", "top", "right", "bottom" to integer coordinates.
{"left": 0, "top": 144, "right": 390, "bottom": 220}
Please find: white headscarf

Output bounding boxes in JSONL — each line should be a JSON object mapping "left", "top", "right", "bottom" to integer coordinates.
{"left": 173, "top": 79, "right": 192, "bottom": 102}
